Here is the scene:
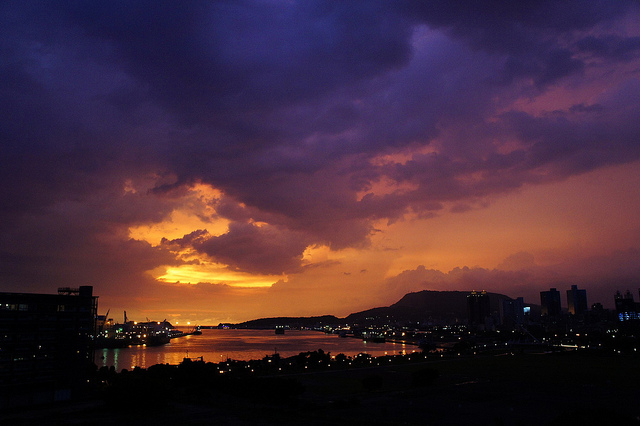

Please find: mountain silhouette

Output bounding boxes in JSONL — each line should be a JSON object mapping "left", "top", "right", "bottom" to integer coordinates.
{"left": 235, "top": 290, "right": 519, "bottom": 327}
{"left": 345, "top": 290, "right": 513, "bottom": 325}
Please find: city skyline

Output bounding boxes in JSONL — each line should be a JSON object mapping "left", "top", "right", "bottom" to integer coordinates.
{"left": 1, "top": 2, "right": 640, "bottom": 324}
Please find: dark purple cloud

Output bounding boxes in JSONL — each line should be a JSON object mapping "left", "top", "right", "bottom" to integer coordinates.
{"left": 576, "top": 35, "right": 640, "bottom": 61}
{"left": 399, "top": 0, "right": 634, "bottom": 85}
{"left": 0, "top": 0, "right": 639, "bottom": 290}
{"left": 165, "top": 223, "right": 312, "bottom": 275}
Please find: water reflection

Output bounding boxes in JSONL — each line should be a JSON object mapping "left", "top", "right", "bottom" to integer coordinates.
{"left": 95, "top": 329, "right": 416, "bottom": 371}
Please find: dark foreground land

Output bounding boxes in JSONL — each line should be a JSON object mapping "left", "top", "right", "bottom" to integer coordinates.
{"left": 3, "top": 351, "right": 639, "bottom": 426}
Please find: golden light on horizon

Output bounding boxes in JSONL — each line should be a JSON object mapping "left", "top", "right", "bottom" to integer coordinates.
{"left": 128, "top": 182, "right": 287, "bottom": 286}
{"left": 156, "top": 262, "right": 281, "bottom": 288}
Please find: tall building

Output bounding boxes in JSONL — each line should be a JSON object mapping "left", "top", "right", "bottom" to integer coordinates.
{"left": 540, "top": 288, "right": 562, "bottom": 316}
{"left": 0, "top": 286, "right": 98, "bottom": 408}
{"left": 467, "top": 290, "right": 490, "bottom": 327}
{"left": 566, "top": 285, "right": 588, "bottom": 316}
{"left": 614, "top": 290, "right": 639, "bottom": 322}
{"left": 501, "top": 297, "right": 525, "bottom": 327}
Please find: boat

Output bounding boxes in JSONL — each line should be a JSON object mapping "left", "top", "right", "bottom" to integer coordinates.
{"left": 97, "top": 315, "right": 185, "bottom": 347}
{"left": 146, "top": 334, "right": 171, "bottom": 346}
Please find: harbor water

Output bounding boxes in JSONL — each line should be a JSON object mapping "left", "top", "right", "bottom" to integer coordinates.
{"left": 95, "top": 329, "right": 417, "bottom": 371}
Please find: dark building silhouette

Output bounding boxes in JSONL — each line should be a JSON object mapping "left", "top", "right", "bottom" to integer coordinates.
{"left": 501, "top": 297, "right": 525, "bottom": 327}
{"left": 0, "top": 286, "right": 98, "bottom": 408}
{"left": 467, "top": 290, "right": 490, "bottom": 327}
{"left": 614, "top": 290, "right": 639, "bottom": 322}
{"left": 566, "top": 285, "right": 587, "bottom": 316}
{"left": 586, "top": 302, "right": 612, "bottom": 323}
{"left": 540, "top": 288, "right": 562, "bottom": 316}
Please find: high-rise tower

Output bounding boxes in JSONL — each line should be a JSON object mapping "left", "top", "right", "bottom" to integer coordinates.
{"left": 467, "top": 290, "right": 490, "bottom": 326}
{"left": 566, "top": 285, "right": 587, "bottom": 316}
{"left": 540, "top": 288, "right": 561, "bottom": 316}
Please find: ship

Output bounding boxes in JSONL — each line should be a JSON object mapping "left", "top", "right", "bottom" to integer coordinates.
{"left": 95, "top": 311, "right": 185, "bottom": 347}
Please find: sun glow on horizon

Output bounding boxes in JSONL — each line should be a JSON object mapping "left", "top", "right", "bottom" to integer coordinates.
{"left": 127, "top": 182, "right": 284, "bottom": 287}
{"left": 155, "top": 262, "right": 281, "bottom": 288}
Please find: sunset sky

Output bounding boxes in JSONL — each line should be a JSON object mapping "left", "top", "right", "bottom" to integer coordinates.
{"left": 2, "top": 1, "right": 640, "bottom": 325}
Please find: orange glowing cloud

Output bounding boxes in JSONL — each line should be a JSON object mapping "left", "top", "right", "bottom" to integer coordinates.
{"left": 128, "top": 183, "right": 280, "bottom": 287}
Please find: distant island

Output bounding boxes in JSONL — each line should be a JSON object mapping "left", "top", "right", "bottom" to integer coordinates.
{"left": 226, "top": 290, "right": 538, "bottom": 328}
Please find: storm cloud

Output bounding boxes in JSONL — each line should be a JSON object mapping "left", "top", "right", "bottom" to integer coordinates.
{"left": 1, "top": 1, "right": 639, "bottom": 319}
